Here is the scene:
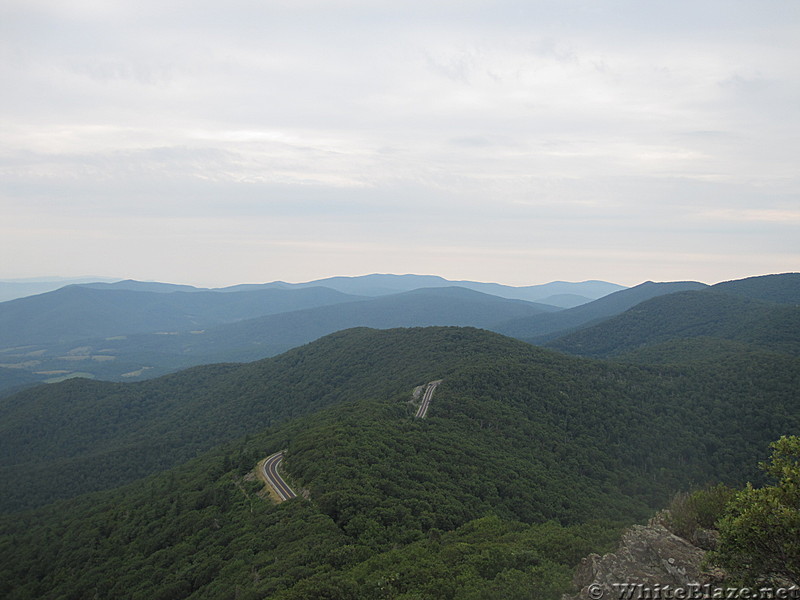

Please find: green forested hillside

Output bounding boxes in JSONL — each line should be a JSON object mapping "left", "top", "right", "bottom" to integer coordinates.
{"left": 612, "top": 337, "right": 791, "bottom": 366}
{"left": 710, "top": 272, "right": 800, "bottom": 303}
{"left": 283, "top": 346, "right": 800, "bottom": 532}
{"left": 547, "top": 289, "right": 800, "bottom": 360}
{"left": 1, "top": 325, "right": 798, "bottom": 598}
{"left": 4, "top": 325, "right": 799, "bottom": 515}
{"left": 493, "top": 280, "right": 707, "bottom": 343}
{"left": 0, "top": 430, "right": 621, "bottom": 600}
{"left": 1, "top": 327, "right": 526, "bottom": 512}
{"left": 146, "top": 286, "right": 558, "bottom": 363}
{"left": 0, "top": 286, "right": 557, "bottom": 391}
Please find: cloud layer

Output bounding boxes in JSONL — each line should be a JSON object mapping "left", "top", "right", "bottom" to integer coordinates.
{"left": 2, "top": 0, "right": 798, "bottom": 285}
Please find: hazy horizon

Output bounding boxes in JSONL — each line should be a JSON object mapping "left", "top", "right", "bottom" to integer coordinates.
{"left": 2, "top": 270, "right": 794, "bottom": 292}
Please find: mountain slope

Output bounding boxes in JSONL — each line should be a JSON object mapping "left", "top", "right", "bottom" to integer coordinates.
{"left": 710, "top": 272, "right": 800, "bottom": 304}
{"left": 493, "top": 281, "right": 708, "bottom": 342}
{"left": 0, "top": 326, "right": 541, "bottom": 511}
{"left": 0, "top": 287, "right": 559, "bottom": 389}
{"left": 160, "top": 286, "right": 559, "bottom": 362}
{"left": 227, "top": 274, "right": 626, "bottom": 303}
{"left": 0, "top": 276, "right": 120, "bottom": 302}
{"left": 0, "top": 285, "right": 363, "bottom": 348}
{"left": 547, "top": 286, "right": 800, "bottom": 360}
{"left": 1, "top": 325, "right": 799, "bottom": 599}
{"left": 3, "top": 324, "right": 799, "bottom": 518}
{"left": 0, "top": 429, "right": 621, "bottom": 600}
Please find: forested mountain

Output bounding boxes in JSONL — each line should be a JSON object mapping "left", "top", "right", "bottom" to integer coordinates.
{"left": 0, "top": 276, "right": 118, "bottom": 302}
{"left": 2, "top": 274, "right": 792, "bottom": 394}
{"left": 493, "top": 280, "right": 708, "bottom": 342}
{"left": 134, "top": 286, "right": 558, "bottom": 362}
{"left": 80, "top": 279, "right": 206, "bottom": 293}
{"left": 1, "top": 273, "right": 796, "bottom": 598}
{"left": 1, "top": 325, "right": 543, "bottom": 512}
{"left": 709, "top": 272, "right": 800, "bottom": 303}
{"left": 0, "top": 285, "right": 363, "bottom": 347}
{"left": 537, "top": 293, "right": 594, "bottom": 308}
{"left": 2, "top": 325, "right": 798, "bottom": 516}
{"left": 547, "top": 275, "right": 800, "bottom": 360}
{"left": 0, "top": 286, "right": 558, "bottom": 391}
{"left": 0, "top": 326, "right": 488, "bottom": 512}
{"left": 1, "top": 325, "right": 798, "bottom": 598}
{"left": 224, "top": 274, "right": 625, "bottom": 304}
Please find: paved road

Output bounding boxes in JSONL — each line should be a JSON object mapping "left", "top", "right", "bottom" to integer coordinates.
{"left": 261, "top": 381, "right": 440, "bottom": 503}
{"left": 415, "top": 380, "right": 442, "bottom": 418}
{"left": 262, "top": 451, "right": 297, "bottom": 501}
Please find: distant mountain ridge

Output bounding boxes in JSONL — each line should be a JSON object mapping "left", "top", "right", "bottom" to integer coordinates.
{"left": 709, "top": 272, "right": 800, "bottom": 304}
{"left": 0, "top": 287, "right": 558, "bottom": 387}
{"left": 0, "top": 274, "right": 625, "bottom": 391}
{"left": 137, "top": 286, "right": 559, "bottom": 363}
{"left": 546, "top": 273, "right": 800, "bottom": 361}
{"left": 0, "top": 284, "right": 561, "bottom": 389}
{"left": 493, "top": 280, "right": 709, "bottom": 342}
{"left": 0, "top": 276, "right": 118, "bottom": 302}
{"left": 242, "top": 274, "right": 626, "bottom": 304}
{"left": 2, "top": 272, "right": 794, "bottom": 394}
{"left": 0, "top": 285, "right": 364, "bottom": 347}
{"left": 81, "top": 274, "right": 626, "bottom": 305}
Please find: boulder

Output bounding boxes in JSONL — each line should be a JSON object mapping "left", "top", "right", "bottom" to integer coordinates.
{"left": 564, "top": 522, "right": 718, "bottom": 600}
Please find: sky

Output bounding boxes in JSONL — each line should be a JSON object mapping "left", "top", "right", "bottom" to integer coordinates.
{"left": 1, "top": 0, "right": 798, "bottom": 288}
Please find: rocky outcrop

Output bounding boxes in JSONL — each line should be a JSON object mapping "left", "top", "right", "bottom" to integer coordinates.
{"left": 564, "top": 520, "right": 724, "bottom": 600}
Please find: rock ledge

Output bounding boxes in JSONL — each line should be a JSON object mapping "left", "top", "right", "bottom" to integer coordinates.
{"left": 564, "top": 520, "right": 722, "bottom": 600}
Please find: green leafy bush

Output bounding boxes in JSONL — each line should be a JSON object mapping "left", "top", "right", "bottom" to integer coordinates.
{"left": 711, "top": 436, "right": 800, "bottom": 586}
{"left": 664, "top": 484, "right": 735, "bottom": 540}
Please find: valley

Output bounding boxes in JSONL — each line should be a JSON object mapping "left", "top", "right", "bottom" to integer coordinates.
{"left": 0, "top": 274, "right": 726, "bottom": 393}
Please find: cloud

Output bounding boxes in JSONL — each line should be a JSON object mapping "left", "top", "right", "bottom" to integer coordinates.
{"left": 698, "top": 209, "right": 800, "bottom": 225}
{"left": 1, "top": 0, "right": 798, "bottom": 285}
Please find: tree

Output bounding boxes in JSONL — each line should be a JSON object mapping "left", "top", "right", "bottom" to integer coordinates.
{"left": 712, "top": 436, "right": 800, "bottom": 585}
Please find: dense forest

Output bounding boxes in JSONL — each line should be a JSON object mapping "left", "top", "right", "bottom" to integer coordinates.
{"left": 546, "top": 273, "right": 800, "bottom": 360}
{"left": 2, "top": 327, "right": 550, "bottom": 512}
{"left": 1, "top": 273, "right": 798, "bottom": 598}
{"left": 3, "top": 325, "right": 799, "bottom": 514}
{"left": 1, "top": 318, "right": 799, "bottom": 597}
{"left": 548, "top": 290, "right": 800, "bottom": 359}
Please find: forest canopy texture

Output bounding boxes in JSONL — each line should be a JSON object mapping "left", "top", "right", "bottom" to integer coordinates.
{"left": 1, "top": 272, "right": 799, "bottom": 599}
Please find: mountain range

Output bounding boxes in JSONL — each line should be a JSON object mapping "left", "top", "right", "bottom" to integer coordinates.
{"left": 0, "top": 274, "right": 620, "bottom": 391}
{"left": 0, "top": 271, "right": 797, "bottom": 598}
{"left": 2, "top": 272, "right": 796, "bottom": 394}
{"left": 80, "top": 273, "right": 626, "bottom": 303}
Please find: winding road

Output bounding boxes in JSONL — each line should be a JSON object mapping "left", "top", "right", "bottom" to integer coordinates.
{"left": 261, "top": 451, "right": 297, "bottom": 501}
{"left": 259, "top": 380, "right": 441, "bottom": 503}
{"left": 415, "top": 380, "right": 442, "bottom": 418}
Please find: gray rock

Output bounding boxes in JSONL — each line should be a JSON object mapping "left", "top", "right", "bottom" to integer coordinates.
{"left": 691, "top": 528, "right": 720, "bottom": 551}
{"left": 564, "top": 522, "right": 714, "bottom": 600}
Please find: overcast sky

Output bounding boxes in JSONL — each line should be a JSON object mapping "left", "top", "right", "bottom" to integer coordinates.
{"left": 1, "top": 0, "right": 798, "bottom": 287}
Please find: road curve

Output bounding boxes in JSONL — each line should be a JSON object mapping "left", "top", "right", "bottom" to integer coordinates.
{"left": 415, "top": 380, "right": 442, "bottom": 418}
{"left": 261, "top": 451, "right": 297, "bottom": 501}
